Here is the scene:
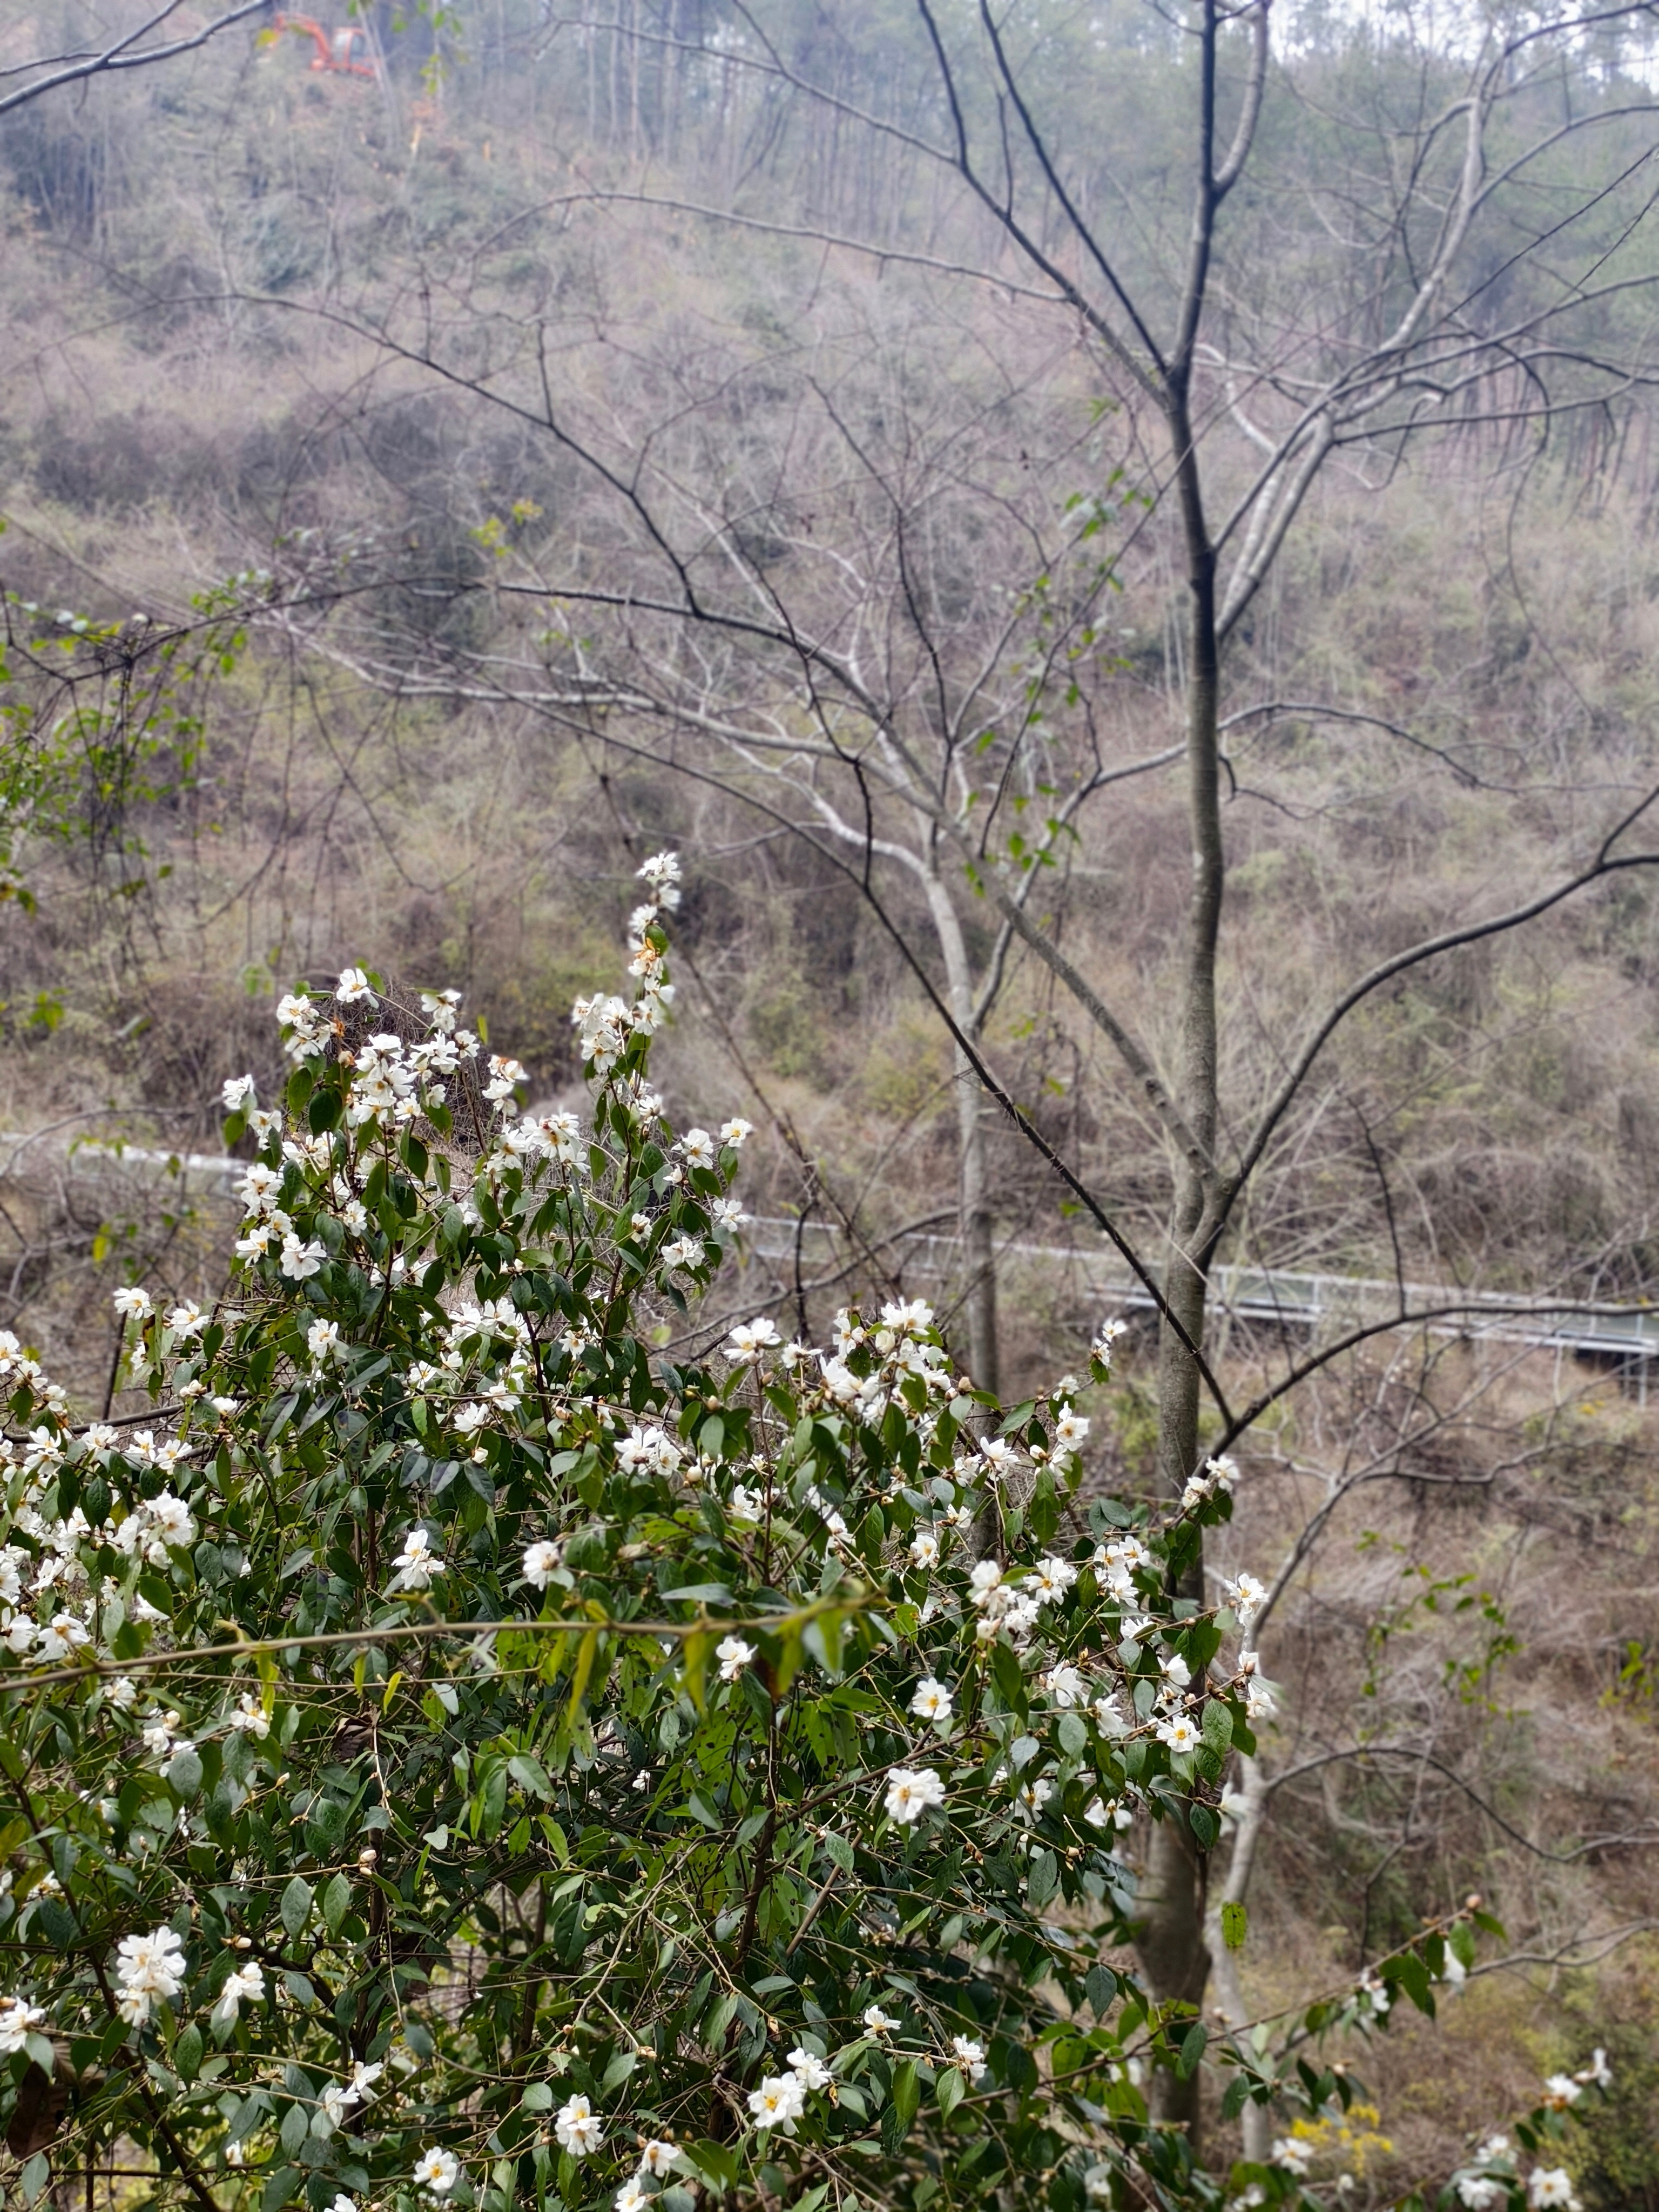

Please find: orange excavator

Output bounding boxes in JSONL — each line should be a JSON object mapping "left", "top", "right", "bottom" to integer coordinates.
{"left": 272, "top": 12, "right": 377, "bottom": 78}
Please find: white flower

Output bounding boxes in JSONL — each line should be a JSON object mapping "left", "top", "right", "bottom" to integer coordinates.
{"left": 617, "top": 1425, "right": 684, "bottom": 1476}
{"left": 336, "top": 967, "right": 376, "bottom": 1005}
{"left": 907, "top": 1529, "right": 939, "bottom": 1569}
{"left": 211, "top": 1962, "right": 266, "bottom": 2025}
{"left": 788, "top": 2045, "right": 832, "bottom": 2090}
{"left": 1479, "top": 2137, "right": 1512, "bottom": 2163}
{"left": 166, "top": 1301, "right": 208, "bottom": 1338}
{"left": 106, "top": 1676, "right": 139, "bottom": 1711}
{"left": 747, "top": 2074, "right": 805, "bottom": 2134}
{"left": 114, "top": 1926, "right": 187, "bottom": 2022}
{"left": 717, "top": 1636, "right": 756, "bottom": 1683}
{"left": 1014, "top": 1775, "right": 1053, "bottom": 1822}
{"left": 1543, "top": 2074, "right": 1583, "bottom": 2107}
{"left": 329, "top": 2198, "right": 359, "bottom": 2212}
{"left": 1205, "top": 1454, "right": 1239, "bottom": 1492}
{"left": 141, "top": 1712, "right": 185, "bottom": 1759}
{"left": 483, "top": 1054, "right": 528, "bottom": 1104}
{"left": 631, "top": 1769, "right": 651, "bottom": 1791}
{"left": 307, "top": 1318, "right": 344, "bottom": 1366}
{"left": 720, "top": 1118, "right": 754, "bottom": 1147}
{"left": 1086, "top": 1796, "right": 1135, "bottom": 1832}
{"left": 615, "top": 2187, "right": 649, "bottom": 2212}
{"left": 222, "top": 1074, "right": 257, "bottom": 1112}
{"left": 1580, "top": 2047, "right": 1613, "bottom": 2088}
{"left": 726, "top": 1317, "right": 781, "bottom": 1364}
{"left": 678, "top": 1128, "right": 716, "bottom": 1169}
{"left": 1272, "top": 2138, "right": 1314, "bottom": 2176}
{"left": 1528, "top": 2171, "right": 1579, "bottom": 2210}
{"left": 522, "top": 1539, "right": 562, "bottom": 1589}
{"left": 413, "top": 2147, "right": 459, "bottom": 2195}
{"left": 637, "top": 2141, "right": 682, "bottom": 2177}
{"left": 112, "top": 1286, "right": 153, "bottom": 1321}
{"left": 950, "top": 2034, "right": 986, "bottom": 2072}
{"left": 279, "top": 1233, "right": 327, "bottom": 1281}
{"left": 909, "top": 1677, "right": 953, "bottom": 1727}
{"left": 1156, "top": 1714, "right": 1201, "bottom": 1755}
{"left": 1159, "top": 1651, "right": 1192, "bottom": 1690}
{"left": 1030, "top": 1555, "right": 1077, "bottom": 1603}
{"left": 146, "top": 1491, "right": 197, "bottom": 1548}
{"left": 1044, "top": 1664, "right": 1089, "bottom": 1709}
{"left": 32, "top": 1613, "right": 92, "bottom": 1664}
{"left": 1053, "top": 1407, "right": 1090, "bottom": 1448}
{"left": 884, "top": 1766, "right": 946, "bottom": 1824}
{"left": 350, "top": 2061, "right": 385, "bottom": 2103}
{"left": 228, "top": 1692, "right": 269, "bottom": 1738}
{"left": 863, "top": 2004, "right": 898, "bottom": 2033}
{"left": 1458, "top": 2181, "right": 1504, "bottom": 2210}
{"left": 554, "top": 2093, "right": 603, "bottom": 2156}
{"left": 0, "top": 1994, "right": 44, "bottom": 2054}
{"left": 389, "top": 1527, "right": 440, "bottom": 1593}
{"left": 968, "top": 1560, "right": 1003, "bottom": 1607}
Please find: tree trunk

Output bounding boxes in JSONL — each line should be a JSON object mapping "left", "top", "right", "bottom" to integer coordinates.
{"left": 922, "top": 866, "right": 1000, "bottom": 1398}
{"left": 1204, "top": 1757, "right": 1274, "bottom": 2163}
{"left": 1141, "top": 369, "right": 1226, "bottom": 2143}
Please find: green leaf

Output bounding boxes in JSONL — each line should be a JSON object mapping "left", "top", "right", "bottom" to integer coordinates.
{"left": 173, "top": 2023, "right": 204, "bottom": 2081}
{"left": 166, "top": 1745, "right": 203, "bottom": 1799}
{"left": 1221, "top": 1900, "right": 1248, "bottom": 1952}
{"left": 685, "top": 2141, "right": 740, "bottom": 2194}
{"left": 20, "top": 2154, "right": 49, "bottom": 2206}
{"left": 1175, "top": 2021, "right": 1208, "bottom": 2079}
{"left": 279, "top": 1875, "right": 314, "bottom": 1939}
{"left": 601, "top": 2049, "right": 638, "bottom": 2093}
{"left": 261, "top": 2167, "right": 299, "bottom": 2212}
{"left": 891, "top": 2059, "right": 921, "bottom": 2129}
{"left": 935, "top": 2066, "right": 965, "bottom": 2120}
{"left": 322, "top": 1873, "right": 352, "bottom": 1936}
{"left": 1385, "top": 1949, "right": 1434, "bottom": 2015}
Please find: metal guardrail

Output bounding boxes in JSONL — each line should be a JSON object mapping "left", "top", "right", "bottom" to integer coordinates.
{"left": 9, "top": 1137, "right": 1655, "bottom": 1370}
{"left": 740, "top": 1217, "right": 1659, "bottom": 1366}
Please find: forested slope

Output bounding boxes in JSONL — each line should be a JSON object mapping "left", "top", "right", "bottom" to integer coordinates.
{"left": 0, "top": 1, "right": 1656, "bottom": 2195}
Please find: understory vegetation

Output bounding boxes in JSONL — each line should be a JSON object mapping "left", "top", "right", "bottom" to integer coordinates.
{"left": 1, "top": 1, "right": 1657, "bottom": 2205}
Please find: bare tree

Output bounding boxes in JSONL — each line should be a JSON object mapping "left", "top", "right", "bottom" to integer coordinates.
{"left": 0, "top": 0, "right": 274, "bottom": 120}
{"left": 208, "top": 0, "right": 1659, "bottom": 2151}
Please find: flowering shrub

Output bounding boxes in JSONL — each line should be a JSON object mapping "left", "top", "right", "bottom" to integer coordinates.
{"left": 0, "top": 858, "right": 1613, "bottom": 2212}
